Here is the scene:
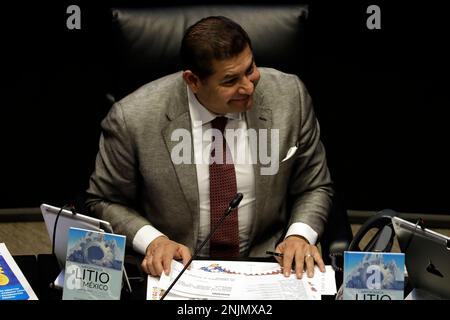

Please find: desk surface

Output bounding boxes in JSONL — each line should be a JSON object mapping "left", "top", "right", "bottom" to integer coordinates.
{"left": 15, "top": 254, "right": 339, "bottom": 300}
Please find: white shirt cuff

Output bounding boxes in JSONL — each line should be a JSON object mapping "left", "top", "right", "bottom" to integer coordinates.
{"left": 132, "top": 225, "right": 166, "bottom": 255}
{"left": 285, "top": 222, "right": 318, "bottom": 245}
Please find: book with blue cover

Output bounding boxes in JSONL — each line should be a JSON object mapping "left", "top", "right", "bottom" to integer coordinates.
{"left": 0, "top": 243, "right": 38, "bottom": 300}
{"left": 62, "top": 227, "right": 126, "bottom": 300}
{"left": 343, "top": 251, "right": 405, "bottom": 300}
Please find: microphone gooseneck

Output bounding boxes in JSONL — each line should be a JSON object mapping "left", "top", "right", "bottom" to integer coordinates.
{"left": 49, "top": 204, "right": 75, "bottom": 289}
{"left": 160, "top": 193, "right": 243, "bottom": 300}
{"left": 51, "top": 204, "right": 75, "bottom": 266}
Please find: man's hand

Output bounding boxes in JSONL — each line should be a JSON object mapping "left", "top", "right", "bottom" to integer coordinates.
{"left": 275, "top": 235, "right": 325, "bottom": 279}
{"left": 141, "top": 235, "right": 191, "bottom": 276}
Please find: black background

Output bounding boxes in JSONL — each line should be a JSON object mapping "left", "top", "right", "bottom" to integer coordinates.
{"left": 1, "top": 0, "right": 449, "bottom": 214}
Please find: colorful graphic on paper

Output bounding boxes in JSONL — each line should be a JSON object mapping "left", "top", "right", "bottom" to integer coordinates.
{"left": 199, "top": 263, "right": 283, "bottom": 276}
{"left": 0, "top": 255, "right": 29, "bottom": 300}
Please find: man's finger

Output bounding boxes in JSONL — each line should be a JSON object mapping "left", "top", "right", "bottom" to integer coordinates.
{"left": 141, "top": 257, "right": 150, "bottom": 275}
{"left": 178, "top": 246, "right": 192, "bottom": 267}
{"left": 305, "top": 251, "right": 315, "bottom": 277}
{"left": 313, "top": 250, "right": 326, "bottom": 273}
{"left": 148, "top": 262, "right": 157, "bottom": 276}
{"left": 294, "top": 250, "right": 304, "bottom": 279}
{"left": 274, "top": 246, "right": 283, "bottom": 265}
{"left": 152, "top": 254, "right": 165, "bottom": 276}
{"left": 147, "top": 255, "right": 158, "bottom": 276}
{"left": 282, "top": 250, "right": 294, "bottom": 277}
{"left": 161, "top": 252, "right": 174, "bottom": 276}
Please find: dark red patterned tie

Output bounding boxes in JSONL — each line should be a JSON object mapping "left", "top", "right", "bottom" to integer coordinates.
{"left": 209, "top": 116, "right": 239, "bottom": 258}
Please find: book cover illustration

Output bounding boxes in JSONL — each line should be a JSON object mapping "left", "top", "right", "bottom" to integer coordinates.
{"left": 343, "top": 251, "right": 405, "bottom": 300}
{"left": 62, "top": 227, "right": 126, "bottom": 300}
{"left": 0, "top": 243, "right": 38, "bottom": 300}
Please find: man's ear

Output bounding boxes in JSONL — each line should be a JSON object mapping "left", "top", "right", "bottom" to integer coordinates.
{"left": 183, "top": 70, "right": 201, "bottom": 93}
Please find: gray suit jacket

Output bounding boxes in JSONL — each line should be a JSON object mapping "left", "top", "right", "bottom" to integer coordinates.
{"left": 86, "top": 68, "right": 333, "bottom": 256}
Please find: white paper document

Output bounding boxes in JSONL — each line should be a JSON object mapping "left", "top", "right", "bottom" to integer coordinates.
{"left": 233, "top": 273, "right": 320, "bottom": 300}
{"left": 319, "top": 265, "right": 338, "bottom": 295}
{"left": 147, "top": 260, "right": 336, "bottom": 300}
{"left": 158, "top": 261, "right": 241, "bottom": 299}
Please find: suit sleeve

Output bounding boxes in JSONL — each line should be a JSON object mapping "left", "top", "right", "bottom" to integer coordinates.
{"left": 85, "top": 102, "right": 152, "bottom": 246}
{"left": 287, "top": 77, "right": 334, "bottom": 238}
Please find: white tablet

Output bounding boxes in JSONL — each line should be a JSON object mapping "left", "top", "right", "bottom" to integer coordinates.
{"left": 40, "top": 203, "right": 113, "bottom": 268}
{"left": 40, "top": 203, "right": 132, "bottom": 293}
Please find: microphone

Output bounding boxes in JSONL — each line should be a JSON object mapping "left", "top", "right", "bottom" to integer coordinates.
{"left": 160, "top": 192, "right": 243, "bottom": 300}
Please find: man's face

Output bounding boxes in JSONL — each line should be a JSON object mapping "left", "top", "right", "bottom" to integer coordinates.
{"left": 185, "top": 46, "right": 260, "bottom": 115}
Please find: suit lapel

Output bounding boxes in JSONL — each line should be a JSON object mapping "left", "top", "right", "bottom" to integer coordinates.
{"left": 246, "top": 92, "right": 273, "bottom": 242}
{"left": 161, "top": 81, "right": 199, "bottom": 241}
{"left": 160, "top": 79, "right": 275, "bottom": 248}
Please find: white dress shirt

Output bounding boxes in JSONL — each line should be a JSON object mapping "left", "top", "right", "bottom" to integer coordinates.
{"left": 132, "top": 86, "right": 318, "bottom": 255}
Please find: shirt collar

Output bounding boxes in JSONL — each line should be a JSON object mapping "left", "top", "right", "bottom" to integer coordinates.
{"left": 187, "top": 85, "right": 242, "bottom": 128}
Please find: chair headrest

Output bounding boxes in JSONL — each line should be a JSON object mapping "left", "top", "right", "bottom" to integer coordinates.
{"left": 109, "top": 4, "right": 308, "bottom": 100}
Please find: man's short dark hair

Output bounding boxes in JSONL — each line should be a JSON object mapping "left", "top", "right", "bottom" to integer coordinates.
{"left": 180, "top": 16, "right": 253, "bottom": 80}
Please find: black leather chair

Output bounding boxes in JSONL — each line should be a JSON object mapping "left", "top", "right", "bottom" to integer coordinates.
{"left": 105, "top": 4, "right": 353, "bottom": 274}
{"left": 107, "top": 4, "right": 308, "bottom": 103}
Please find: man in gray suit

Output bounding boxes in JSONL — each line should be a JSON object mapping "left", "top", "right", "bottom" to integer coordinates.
{"left": 86, "top": 16, "right": 333, "bottom": 279}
